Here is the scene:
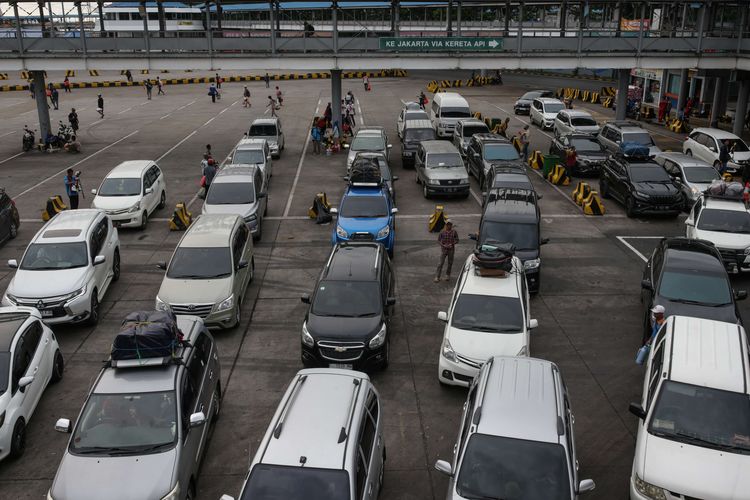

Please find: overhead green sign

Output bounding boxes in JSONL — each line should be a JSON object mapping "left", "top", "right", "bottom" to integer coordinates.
{"left": 379, "top": 37, "right": 503, "bottom": 52}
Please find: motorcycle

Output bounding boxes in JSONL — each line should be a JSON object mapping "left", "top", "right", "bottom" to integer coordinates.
{"left": 22, "top": 126, "right": 35, "bottom": 152}
{"left": 57, "top": 121, "right": 74, "bottom": 142}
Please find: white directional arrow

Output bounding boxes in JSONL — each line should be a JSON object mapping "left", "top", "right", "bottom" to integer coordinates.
{"left": 488, "top": 39, "right": 499, "bottom": 48}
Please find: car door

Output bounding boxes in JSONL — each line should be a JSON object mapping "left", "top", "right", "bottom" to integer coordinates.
{"left": 254, "top": 170, "right": 267, "bottom": 227}
{"left": 452, "top": 122, "right": 463, "bottom": 151}
{"left": 397, "top": 109, "right": 405, "bottom": 137}
{"left": 15, "top": 322, "right": 45, "bottom": 416}
{"left": 188, "top": 332, "right": 215, "bottom": 466}
{"left": 177, "top": 368, "right": 201, "bottom": 483}
{"left": 149, "top": 165, "right": 164, "bottom": 213}
{"left": 141, "top": 168, "right": 156, "bottom": 213}
{"left": 555, "top": 112, "right": 568, "bottom": 136}
{"left": 451, "top": 378, "right": 478, "bottom": 487}
{"left": 236, "top": 223, "right": 253, "bottom": 297}
{"left": 685, "top": 200, "right": 702, "bottom": 238}
{"left": 562, "top": 384, "right": 579, "bottom": 494}
{"left": 88, "top": 219, "right": 108, "bottom": 297}
{"left": 356, "top": 390, "right": 383, "bottom": 500}
{"left": 643, "top": 330, "right": 667, "bottom": 412}
{"left": 276, "top": 120, "right": 284, "bottom": 149}
{"left": 416, "top": 145, "right": 426, "bottom": 184}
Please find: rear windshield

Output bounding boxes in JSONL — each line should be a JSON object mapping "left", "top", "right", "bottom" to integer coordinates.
{"left": 351, "top": 136, "right": 385, "bottom": 151}
{"left": 484, "top": 144, "right": 519, "bottom": 161}
{"left": 248, "top": 124, "right": 277, "bottom": 136}
{"left": 241, "top": 464, "right": 350, "bottom": 500}
{"left": 452, "top": 294, "right": 524, "bottom": 333}
{"left": 571, "top": 116, "right": 597, "bottom": 127}
{"left": 404, "top": 128, "right": 435, "bottom": 142}
{"left": 312, "top": 280, "right": 381, "bottom": 317}
{"left": 404, "top": 111, "right": 429, "bottom": 121}
{"left": 543, "top": 102, "right": 565, "bottom": 113}
{"left": 427, "top": 153, "right": 463, "bottom": 168}
{"left": 167, "top": 247, "right": 232, "bottom": 279}
{"left": 340, "top": 196, "right": 388, "bottom": 218}
{"left": 463, "top": 125, "right": 489, "bottom": 137}
{"left": 98, "top": 178, "right": 141, "bottom": 197}
{"left": 440, "top": 107, "right": 471, "bottom": 118}
{"left": 623, "top": 131, "right": 655, "bottom": 146}
{"left": 233, "top": 149, "right": 265, "bottom": 165}
{"left": 206, "top": 182, "right": 255, "bottom": 205}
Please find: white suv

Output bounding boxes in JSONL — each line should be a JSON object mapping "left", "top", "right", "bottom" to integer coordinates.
{"left": 230, "top": 137, "right": 273, "bottom": 179}
{"left": 2, "top": 210, "right": 120, "bottom": 325}
{"left": 683, "top": 127, "right": 750, "bottom": 173}
{"left": 530, "top": 97, "right": 565, "bottom": 130}
{"left": 553, "top": 109, "right": 600, "bottom": 137}
{"left": 0, "top": 306, "right": 64, "bottom": 461}
{"left": 437, "top": 254, "right": 537, "bottom": 387}
{"left": 629, "top": 316, "right": 750, "bottom": 499}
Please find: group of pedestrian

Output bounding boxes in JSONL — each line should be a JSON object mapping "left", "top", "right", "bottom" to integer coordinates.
{"left": 310, "top": 115, "right": 340, "bottom": 154}
{"left": 46, "top": 83, "right": 60, "bottom": 110}
{"left": 200, "top": 144, "right": 217, "bottom": 198}
{"left": 266, "top": 86, "right": 283, "bottom": 116}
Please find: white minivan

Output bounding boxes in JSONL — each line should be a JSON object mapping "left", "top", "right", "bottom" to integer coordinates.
{"left": 530, "top": 97, "right": 566, "bottom": 130}
{"left": 430, "top": 92, "right": 471, "bottom": 138}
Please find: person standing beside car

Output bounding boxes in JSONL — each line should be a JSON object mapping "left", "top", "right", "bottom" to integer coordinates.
{"left": 434, "top": 221, "right": 459, "bottom": 283}
{"left": 64, "top": 169, "right": 80, "bottom": 209}
{"left": 202, "top": 158, "right": 217, "bottom": 195}
{"left": 719, "top": 139, "right": 731, "bottom": 175}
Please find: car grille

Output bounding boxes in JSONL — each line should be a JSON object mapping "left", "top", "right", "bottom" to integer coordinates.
{"left": 648, "top": 195, "right": 680, "bottom": 204}
{"left": 14, "top": 294, "right": 68, "bottom": 308}
{"left": 456, "top": 353, "right": 482, "bottom": 369}
{"left": 169, "top": 303, "right": 214, "bottom": 318}
{"left": 318, "top": 341, "right": 365, "bottom": 362}
{"left": 106, "top": 208, "right": 130, "bottom": 215}
{"left": 718, "top": 248, "right": 742, "bottom": 264}
{"left": 439, "top": 179, "right": 460, "bottom": 186}
{"left": 351, "top": 232, "right": 374, "bottom": 241}
{"left": 668, "top": 492, "right": 703, "bottom": 500}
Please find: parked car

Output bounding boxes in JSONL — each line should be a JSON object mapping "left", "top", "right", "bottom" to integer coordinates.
{"left": 683, "top": 127, "right": 750, "bottom": 173}
{"left": 347, "top": 128, "right": 390, "bottom": 170}
{"left": 548, "top": 133, "right": 608, "bottom": 176}
{"left": 553, "top": 109, "right": 600, "bottom": 137}
{"left": 435, "top": 356, "right": 595, "bottom": 499}
{"left": 301, "top": 242, "right": 395, "bottom": 370}
{"left": 0, "top": 188, "right": 19, "bottom": 245}
{"left": 351, "top": 151, "right": 398, "bottom": 201}
{"left": 400, "top": 119, "right": 436, "bottom": 168}
{"left": 49, "top": 314, "right": 221, "bottom": 500}
{"left": 599, "top": 151, "right": 683, "bottom": 217}
{"left": 629, "top": 316, "right": 750, "bottom": 500}
{"left": 247, "top": 117, "right": 284, "bottom": 158}
{"left": 452, "top": 118, "right": 490, "bottom": 158}
{"left": 155, "top": 214, "right": 254, "bottom": 329}
{"left": 202, "top": 165, "right": 268, "bottom": 240}
{"left": 90, "top": 160, "right": 166, "bottom": 229}
{"left": 530, "top": 97, "right": 566, "bottom": 130}
{"left": 437, "top": 254, "right": 537, "bottom": 387}
{"left": 0, "top": 306, "right": 64, "bottom": 461}
{"left": 2, "top": 209, "right": 120, "bottom": 325}
{"left": 598, "top": 121, "right": 661, "bottom": 156}
{"left": 230, "top": 137, "right": 273, "bottom": 178}
{"left": 640, "top": 237, "right": 745, "bottom": 343}
{"left": 513, "top": 89, "right": 554, "bottom": 115}
{"left": 654, "top": 152, "right": 720, "bottom": 210}
{"left": 396, "top": 106, "right": 430, "bottom": 138}
{"left": 466, "top": 133, "right": 525, "bottom": 191}
{"left": 220, "top": 369, "right": 385, "bottom": 500}
{"left": 482, "top": 167, "right": 535, "bottom": 205}
{"left": 430, "top": 92, "right": 471, "bottom": 138}
{"left": 415, "top": 140, "right": 470, "bottom": 199}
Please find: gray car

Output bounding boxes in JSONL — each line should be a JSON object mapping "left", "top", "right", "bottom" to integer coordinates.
{"left": 49, "top": 315, "right": 221, "bottom": 500}
{"left": 598, "top": 120, "right": 661, "bottom": 157}
{"left": 202, "top": 165, "right": 268, "bottom": 240}
{"left": 654, "top": 152, "right": 721, "bottom": 210}
{"left": 452, "top": 118, "right": 490, "bottom": 158}
{"left": 347, "top": 127, "right": 391, "bottom": 170}
{"left": 247, "top": 117, "right": 284, "bottom": 158}
{"left": 415, "top": 140, "right": 470, "bottom": 199}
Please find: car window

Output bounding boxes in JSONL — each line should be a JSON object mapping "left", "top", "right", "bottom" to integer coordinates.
{"left": 697, "top": 208, "right": 750, "bottom": 234}
{"left": 192, "top": 331, "right": 213, "bottom": 366}
{"left": 359, "top": 400, "right": 377, "bottom": 465}
{"left": 248, "top": 124, "right": 277, "bottom": 136}
{"left": 233, "top": 225, "right": 248, "bottom": 265}
{"left": 180, "top": 374, "right": 198, "bottom": 431}
{"left": 356, "top": 446, "right": 368, "bottom": 499}
{"left": 206, "top": 182, "right": 255, "bottom": 205}
{"left": 692, "top": 201, "right": 702, "bottom": 221}
{"left": 647, "top": 336, "right": 665, "bottom": 406}
{"left": 143, "top": 169, "right": 154, "bottom": 189}
{"left": 543, "top": 102, "right": 565, "bottom": 114}
{"left": 186, "top": 345, "right": 207, "bottom": 402}
{"left": 451, "top": 294, "right": 524, "bottom": 333}
{"left": 98, "top": 178, "right": 141, "bottom": 197}
{"left": 89, "top": 218, "right": 108, "bottom": 258}
{"left": 571, "top": 116, "right": 597, "bottom": 126}
{"left": 23, "top": 321, "right": 42, "bottom": 357}
{"left": 11, "top": 333, "right": 29, "bottom": 393}
{"left": 684, "top": 166, "right": 720, "bottom": 183}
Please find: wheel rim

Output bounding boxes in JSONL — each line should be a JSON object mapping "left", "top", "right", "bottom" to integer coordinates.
{"left": 90, "top": 295, "right": 98, "bottom": 323}
{"left": 14, "top": 423, "right": 25, "bottom": 453}
{"left": 141, "top": 212, "right": 148, "bottom": 229}
{"left": 113, "top": 252, "right": 120, "bottom": 279}
{"left": 160, "top": 192, "right": 166, "bottom": 208}
{"left": 9, "top": 223, "right": 17, "bottom": 238}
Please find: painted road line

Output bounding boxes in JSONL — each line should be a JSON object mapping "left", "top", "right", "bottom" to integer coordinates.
{"left": 469, "top": 188, "right": 483, "bottom": 206}
{"left": 0, "top": 130, "right": 17, "bottom": 139}
{"left": 156, "top": 130, "right": 196, "bottom": 162}
{"left": 14, "top": 130, "right": 140, "bottom": 199}
{"left": 117, "top": 107, "right": 133, "bottom": 115}
{"left": 0, "top": 152, "right": 25, "bottom": 166}
{"left": 283, "top": 97, "right": 321, "bottom": 218}
{"left": 261, "top": 213, "right": 608, "bottom": 222}
{"left": 160, "top": 113, "right": 171, "bottom": 120}
{"left": 616, "top": 235, "right": 664, "bottom": 263}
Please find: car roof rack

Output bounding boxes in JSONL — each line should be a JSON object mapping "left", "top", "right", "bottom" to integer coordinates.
{"left": 487, "top": 186, "right": 536, "bottom": 204}
{"left": 107, "top": 351, "right": 188, "bottom": 369}
{"left": 338, "top": 378, "right": 361, "bottom": 444}
{"left": 273, "top": 374, "right": 308, "bottom": 439}
{"left": 348, "top": 159, "right": 384, "bottom": 187}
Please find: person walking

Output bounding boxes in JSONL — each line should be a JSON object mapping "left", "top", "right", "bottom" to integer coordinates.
{"left": 68, "top": 108, "right": 79, "bottom": 134}
{"left": 311, "top": 121, "right": 322, "bottom": 154}
{"left": 145, "top": 79, "right": 153, "bottom": 100}
{"left": 205, "top": 144, "right": 212, "bottom": 157}
{"left": 264, "top": 72, "right": 270, "bottom": 88}
{"left": 202, "top": 158, "right": 217, "bottom": 195}
{"left": 363, "top": 74, "right": 370, "bottom": 92}
{"left": 96, "top": 94, "right": 104, "bottom": 118}
{"left": 243, "top": 86, "right": 251, "bottom": 108}
{"left": 215, "top": 73, "right": 222, "bottom": 89}
{"left": 63, "top": 76, "right": 71, "bottom": 93}
{"left": 125, "top": 69, "right": 133, "bottom": 83}
{"left": 64, "top": 169, "right": 80, "bottom": 209}
{"left": 51, "top": 86, "right": 59, "bottom": 110}
{"left": 519, "top": 125, "right": 530, "bottom": 161}
{"left": 275, "top": 86, "right": 283, "bottom": 106}
{"left": 29, "top": 80, "right": 35, "bottom": 99}
{"left": 156, "top": 76, "right": 165, "bottom": 95}
{"left": 208, "top": 83, "right": 218, "bottom": 103}
{"left": 323, "top": 102, "right": 332, "bottom": 122}
{"left": 435, "top": 221, "right": 459, "bottom": 282}
{"left": 267, "top": 95, "right": 278, "bottom": 117}
{"left": 719, "top": 139, "right": 731, "bottom": 175}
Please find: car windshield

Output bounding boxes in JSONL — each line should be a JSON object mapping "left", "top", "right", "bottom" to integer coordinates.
{"left": 463, "top": 125, "right": 489, "bottom": 137}
{"left": 404, "top": 128, "right": 435, "bottom": 142}
{"left": 98, "top": 178, "right": 141, "bottom": 196}
{"left": 570, "top": 138, "right": 603, "bottom": 152}
{"left": 697, "top": 208, "right": 750, "bottom": 234}
{"left": 658, "top": 268, "right": 732, "bottom": 305}
{"left": 484, "top": 144, "right": 520, "bottom": 161}
{"left": 623, "top": 131, "right": 655, "bottom": 146}
{"left": 451, "top": 294, "right": 524, "bottom": 332}
{"left": 340, "top": 196, "right": 388, "bottom": 218}
{"left": 520, "top": 92, "right": 541, "bottom": 100}
{"left": 0, "top": 352, "right": 9, "bottom": 394}
{"left": 629, "top": 165, "right": 672, "bottom": 182}
{"left": 352, "top": 135, "right": 385, "bottom": 151}
{"left": 232, "top": 149, "right": 265, "bottom": 164}
{"left": 726, "top": 139, "right": 750, "bottom": 153}
{"left": 456, "top": 434, "right": 571, "bottom": 500}
{"left": 404, "top": 111, "right": 429, "bottom": 121}
{"left": 480, "top": 221, "right": 538, "bottom": 250}
{"left": 248, "top": 124, "right": 277, "bottom": 136}
{"left": 543, "top": 103, "right": 565, "bottom": 114}
{"left": 206, "top": 182, "right": 255, "bottom": 205}
{"left": 20, "top": 242, "right": 88, "bottom": 270}
{"left": 683, "top": 166, "right": 720, "bottom": 183}
{"left": 70, "top": 391, "right": 177, "bottom": 455}
{"left": 571, "top": 116, "right": 597, "bottom": 127}
{"left": 240, "top": 464, "right": 350, "bottom": 500}
{"left": 427, "top": 153, "right": 463, "bottom": 168}
{"left": 649, "top": 381, "right": 750, "bottom": 455}
{"left": 167, "top": 247, "right": 233, "bottom": 279}
{"left": 440, "top": 107, "right": 471, "bottom": 118}
{"left": 311, "top": 280, "right": 381, "bottom": 317}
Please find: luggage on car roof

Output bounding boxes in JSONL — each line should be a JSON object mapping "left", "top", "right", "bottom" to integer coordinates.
{"left": 111, "top": 310, "right": 184, "bottom": 361}
{"left": 349, "top": 159, "right": 382, "bottom": 186}
{"left": 472, "top": 240, "right": 515, "bottom": 272}
{"left": 707, "top": 180, "right": 744, "bottom": 200}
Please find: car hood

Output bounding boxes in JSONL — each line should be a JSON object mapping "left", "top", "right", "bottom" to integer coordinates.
{"left": 426, "top": 167, "right": 467, "bottom": 180}
{"left": 51, "top": 449, "right": 176, "bottom": 500}
{"left": 640, "top": 434, "right": 750, "bottom": 499}
{"left": 158, "top": 276, "right": 232, "bottom": 305}
{"left": 447, "top": 325, "right": 527, "bottom": 361}
{"left": 91, "top": 195, "right": 141, "bottom": 211}
{"left": 632, "top": 181, "right": 680, "bottom": 196}
{"left": 202, "top": 202, "right": 256, "bottom": 219}
{"left": 692, "top": 228, "right": 750, "bottom": 250}
{"left": 540, "top": 112, "right": 558, "bottom": 120}
{"left": 338, "top": 216, "right": 390, "bottom": 234}
{"left": 657, "top": 295, "right": 739, "bottom": 324}
{"left": 307, "top": 314, "right": 382, "bottom": 341}
{"left": 8, "top": 267, "right": 89, "bottom": 298}
{"left": 249, "top": 134, "right": 277, "bottom": 144}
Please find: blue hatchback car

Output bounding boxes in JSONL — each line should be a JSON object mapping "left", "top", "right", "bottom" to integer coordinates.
{"left": 331, "top": 184, "right": 397, "bottom": 256}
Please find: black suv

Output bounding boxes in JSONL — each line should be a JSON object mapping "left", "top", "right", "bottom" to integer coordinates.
{"left": 466, "top": 133, "right": 526, "bottom": 191}
{"left": 548, "top": 133, "right": 608, "bottom": 177}
{"left": 482, "top": 167, "right": 537, "bottom": 206}
{"left": 599, "top": 151, "right": 683, "bottom": 217}
{"left": 472, "top": 188, "right": 548, "bottom": 293}
{"left": 0, "top": 189, "right": 19, "bottom": 246}
{"left": 514, "top": 89, "right": 554, "bottom": 115}
{"left": 301, "top": 242, "right": 396, "bottom": 370}
{"left": 640, "top": 237, "right": 746, "bottom": 342}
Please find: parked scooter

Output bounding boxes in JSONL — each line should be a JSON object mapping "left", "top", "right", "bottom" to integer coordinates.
{"left": 57, "top": 121, "right": 74, "bottom": 142}
{"left": 22, "top": 126, "right": 35, "bottom": 152}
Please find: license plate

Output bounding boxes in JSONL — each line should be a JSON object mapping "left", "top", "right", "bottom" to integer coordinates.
{"left": 40, "top": 310, "right": 53, "bottom": 317}
{"left": 330, "top": 363, "right": 353, "bottom": 370}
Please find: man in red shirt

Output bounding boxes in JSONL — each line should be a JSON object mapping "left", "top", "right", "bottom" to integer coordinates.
{"left": 435, "top": 221, "right": 459, "bottom": 282}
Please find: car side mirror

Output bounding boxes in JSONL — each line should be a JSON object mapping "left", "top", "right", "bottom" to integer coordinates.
{"left": 468, "top": 233, "right": 477, "bottom": 241}
{"left": 93, "top": 255, "right": 106, "bottom": 266}
{"left": 437, "top": 311, "right": 448, "bottom": 322}
{"left": 145, "top": 187, "right": 154, "bottom": 195}
{"left": 578, "top": 479, "right": 596, "bottom": 494}
{"left": 257, "top": 192, "right": 267, "bottom": 199}
{"left": 391, "top": 208, "right": 398, "bottom": 214}
{"left": 628, "top": 402, "right": 647, "bottom": 420}
{"left": 392, "top": 176, "right": 399, "bottom": 181}
{"left": 301, "top": 293, "right": 311, "bottom": 304}
{"left": 330, "top": 207, "right": 338, "bottom": 215}
{"left": 685, "top": 219, "right": 694, "bottom": 227}
{"left": 219, "top": 496, "right": 236, "bottom": 500}
{"left": 434, "top": 459, "right": 453, "bottom": 477}
{"left": 529, "top": 319, "right": 539, "bottom": 329}
{"left": 18, "top": 375, "right": 34, "bottom": 392}
{"left": 386, "top": 297, "right": 396, "bottom": 306}
{"left": 55, "top": 418, "right": 72, "bottom": 434}
{"left": 342, "top": 176, "right": 350, "bottom": 181}
{"left": 267, "top": 155, "right": 272, "bottom": 161}
{"left": 91, "top": 189, "right": 97, "bottom": 195}
{"left": 541, "top": 238, "right": 550, "bottom": 245}
{"left": 7, "top": 259, "right": 18, "bottom": 269}
{"left": 156, "top": 261, "right": 167, "bottom": 270}
{"left": 237, "top": 260, "right": 249, "bottom": 270}
{"left": 735, "top": 290, "right": 747, "bottom": 301}
{"left": 189, "top": 411, "right": 206, "bottom": 428}
{"left": 387, "top": 144, "right": 393, "bottom": 149}
{"left": 640, "top": 279, "right": 653, "bottom": 291}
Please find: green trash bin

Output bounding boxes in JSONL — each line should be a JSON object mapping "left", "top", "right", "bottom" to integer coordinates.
{"left": 542, "top": 155, "right": 560, "bottom": 177}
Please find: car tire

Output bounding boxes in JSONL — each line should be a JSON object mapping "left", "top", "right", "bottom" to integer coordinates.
{"left": 626, "top": 197, "right": 636, "bottom": 218}
{"left": 381, "top": 336, "right": 390, "bottom": 370}
{"left": 112, "top": 249, "right": 120, "bottom": 282}
{"left": 9, "top": 419, "right": 26, "bottom": 459}
{"left": 140, "top": 211, "right": 148, "bottom": 230}
{"left": 212, "top": 384, "right": 221, "bottom": 422}
{"left": 249, "top": 257, "right": 255, "bottom": 282}
{"left": 186, "top": 481, "right": 196, "bottom": 500}
{"left": 423, "top": 184, "right": 429, "bottom": 199}
{"left": 231, "top": 305, "right": 241, "bottom": 329}
{"left": 87, "top": 291, "right": 100, "bottom": 326}
{"left": 50, "top": 350, "right": 64, "bottom": 384}
{"left": 9, "top": 221, "right": 17, "bottom": 239}
{"left": 253, "top": 223, "right": 262, "bottom": 242}
{"left": 685, "top": 149, "right": 692, "bottom": 157}
{"left": 158, "top": 191, "right": 166, "bottom": 210}
{"left": 599, "top": 180, "right": 610, "bottom": 199}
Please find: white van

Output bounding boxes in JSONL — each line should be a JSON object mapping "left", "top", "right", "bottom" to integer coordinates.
{"left": 430, "top": 92, "right": 471, "bottom": 138}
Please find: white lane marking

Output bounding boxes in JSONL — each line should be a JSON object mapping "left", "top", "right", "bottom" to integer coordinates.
{"left": 14, "top": 130, "right": 139, "bottom": 199}
{"left": 156, "top": 130, "right": 196, "bottom": 162}
{"left": 469, "top": 188, "right": 483, "bottom": 205}
{"left": 0, "top": 131, "right": 17, "bottom": 138}
{"left": 261, "top": 213, "right": 609, "bottom": 222}
{"left": 0, "top": 152, "right": 25, "bottom": 165}
{"left": 615, "top": 235, "right": 663, "bottom": 263}
{"left": 160, "top": 113, "right": 171, "bottom": 120}
{"left": 283, "top": 97, "right": 321, "bottom": 218}
{"left": 20, "top": 109, "right": 36, "bottom": 116}
{"left": 204, "top": 116, "right": 217, "bottom": 126}
{"left": 89, "top": 119, "right": 105, "bottom": 127}
{"left": 117, "top": 107, "right": 133, "bottom": 115}
{"left": 357, "top": 99, "right": 364, "bottom": 126}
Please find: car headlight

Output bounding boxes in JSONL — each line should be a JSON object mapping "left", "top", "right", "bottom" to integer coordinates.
{"left": 516, "top": 346, "right": 528, "bottom": 356}
{"left": 216, "top": 294, "right": 234, "bottom": 312}
{"left": 160, "top": 482, "right": 180, "bottom": 500}
{"left": 633, "top": 474, "right": 666, "bottom": 500}
{"left": 633, "top": 191, "right": 650, "bottom": 200}
{"left": 369, "top": 323, "right": 386, "bottom": 348}
{"left": 429, "top": 179, "right": 441, "bottom": 185}
{"left": 460, "top": 177, "right": 469, "bottom": 184}
{"left": 524, "top": 258, "right": 540, "bottom": 270}
{"left": 376, "top": 225, "right": 390, "bottom": 239}
{"left": 61, "top": 285, "right": 87, "bottom": 303}
{"left": 4, "top": 293, "right": 18, "bottom": 305}
{"left": 302, "top": 321, "right": 314, "bottom": 347}
{"left": 442, "top": 337, "right": 457, "bottom": 362}
{"left": 244, "top": 213, "right": 258, "bottom": 223}
{"left": 744, "top": 247, "right": 750, "bottom": 255}
{"left": 128, "top": 201, "right": 141, "bottom": 213}
{"left": 155, "top": 296, "right": 170, "bottom": 312}
{"left": 336, "top": 225, "right": 349, "bottom": 239}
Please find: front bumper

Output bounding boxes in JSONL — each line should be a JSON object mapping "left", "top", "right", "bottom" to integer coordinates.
{"left": 106, "top": 211, "right": 143, "bottom": 228}
{"left": 333, "top": 232, "right": 394, "bottom": 252}
{"left": 269, "top": 143, "right": 280, "bottom": 157}
{"left": 2, "top": 292, "right": 92, "bottom": 325}
{"left": 542, "top": 120, "right": 554, "bottom": 129}
{"left": 245, "top": 217, "right": 261, "bottom": 235}
{"left": 514, "top": 105, "right": 530, "bottom": 114}
{"left": 424, "top": 183, "right": 470, "bottom": 196}
{"left": 203, "top": 307, "right": 237, "bottom": 328}
{"left": 436, "top": 125, "right": 455, "bottom": 138}
{"left": 575, "top": 161, "right": 604, "bottom": 176}
{"left": 302, "top": 341, "right": 387, "bottom": 371}
{"left": 630, "top": 198, "right": 682, "bottom": 216}
{"left": 439, "top": 354, "right": 480, "bottom": 387}
{"left": 716, "top": 247, "right": 750, "bottom": 274}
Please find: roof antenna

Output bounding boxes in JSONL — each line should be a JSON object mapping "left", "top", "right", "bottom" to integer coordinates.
{"left": 299, "top": 456, "right": 307, "bottom": 467}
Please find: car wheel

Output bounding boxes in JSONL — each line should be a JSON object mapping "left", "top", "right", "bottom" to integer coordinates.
{"left": 250, "top": 257, "right": 255, "bottom": 282}
{"left": 231, "top": 305, "right": 241, "bottom": 329}
{"left": 212, "top": 384, "right": 221, "bottom": 422}
{"left": 112, "top": 250, "right": 120, "bottom": 282}
{"left": 87, "top": 291, "right": 100, "bottom": 326}
{"left": 9, "top": 221, "right": 17, "bottom": 239}
{"left": 626, "top": 197, "right": 636, "bottom": 218}
{"left": 381, "top": 336, "right": 390, "bottom": 370}
{"left": 253, "top": 223, "right": 262, "bottom": 241}
{"left": 186, "top": 481, "right": 196, "bottom": 500}
{"left": 10, "top": 419, "right": 26, "bottom": 459}
{"left": 50, "top": 350, "right": 64, "bottom": 383}
{"left": 158, "top": 191, "right": 166, "bottom": 210}
{"left": 423, "top": 184, "right": 429, "bottom": 199}
{"left": 140, "top": 211, "right": 148, "bottom": 230}
{"left": 685, "top": 149, "right": 692, "bottom": 157}
{"left": 599, "top": 180, "right": 610, "bottom": 199}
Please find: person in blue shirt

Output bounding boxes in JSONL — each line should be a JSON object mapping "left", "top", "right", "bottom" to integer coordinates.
{"left": 64, "top": 169, "right": 80, "bottom": 209}
{"left": 648, "top": 305, "right": 666, "bottom": 343}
